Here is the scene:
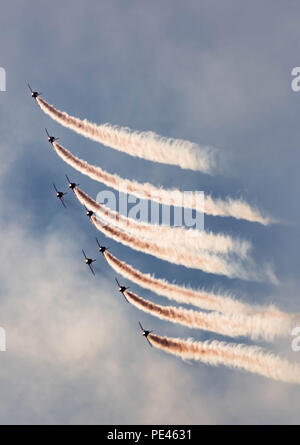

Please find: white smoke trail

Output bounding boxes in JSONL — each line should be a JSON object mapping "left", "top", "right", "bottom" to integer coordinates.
{"left": 51, "top": 141, "right": 270, "bottom": 224}
{"left": 149, "top": 334, "right": 300, "bottom": 384}
{"left": 37, "top": 97, "right": 215, "bottom": 173}
{"left": 103, "top": 251, "right": 292, "bottom": 340}
{"left": 91, "top": 216, "right": 246, "bottom": 278}
{"left": 125, "top": 290, "right": 290, "bottom": 341}
{"left": 74, "top": 187, "right": 251, "bottom": 257}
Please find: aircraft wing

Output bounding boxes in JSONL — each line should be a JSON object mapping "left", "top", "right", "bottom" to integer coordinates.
{"left": 60, "top": 197, "right": 67, "bottom": 208}
{"left": 89, "top": 264, "right": 95, "bottom": 276}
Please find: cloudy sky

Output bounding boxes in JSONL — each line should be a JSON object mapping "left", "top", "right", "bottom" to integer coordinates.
{"left": 0, "top": 0, "right": 300, "bottom": 424}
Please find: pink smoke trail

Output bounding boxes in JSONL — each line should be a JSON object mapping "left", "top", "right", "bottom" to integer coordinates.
{"left": 37, "top": 97, "right": 215, "bottom": 172}
{"left": 125, "top": 290, "right": 290, "bottom": 341}
{"left": 74, "top": 187, "right": 251, "bottom": 257}
{"left": 149, "top": 334, "right": 300, "bottom": 384}
{"left": 51, "top": 141, "right": 270, "bottom": 224}
{"left": 91, "top": 216, "right": 244, "bottom": 278}
{"left": 103, "top": 251, "right": 292, "bottom": 341}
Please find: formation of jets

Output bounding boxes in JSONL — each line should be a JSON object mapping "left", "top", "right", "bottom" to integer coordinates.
{"left": 29, "top": 83, "right": 153, "bottom": 348}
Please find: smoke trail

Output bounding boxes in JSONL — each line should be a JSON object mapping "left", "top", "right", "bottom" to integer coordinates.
{"left": 91, "top": 216, "right": 246, "bottom": 278}
{"left": 74, "top": 187, "right": 251, "bottom": 257}
{"left": 51, "top": 141, "right": 270, "bottom": 224}
{"left": 149, "top": 334, "right": 300, "bottom": 384}
{"left": 125, "top": 290, "right": 290, "bottom": 341}
{"left": 105, "top": 250, "right": 246, "bottom": 312}
{"left": 37, "top": 97, "right": 215, "bottom": 173}
{"left": 103, "top": 251, "right": 292, "bottom": 335}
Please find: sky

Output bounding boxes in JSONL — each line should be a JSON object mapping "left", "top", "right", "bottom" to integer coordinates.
{"left": 0, "top": 0, "right": 300, "bottom": 424}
